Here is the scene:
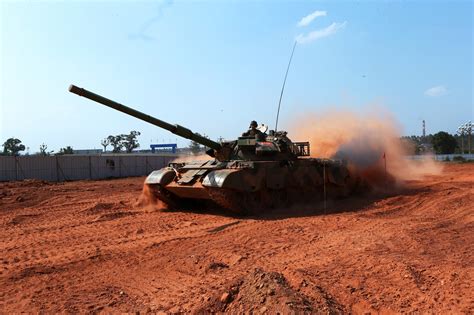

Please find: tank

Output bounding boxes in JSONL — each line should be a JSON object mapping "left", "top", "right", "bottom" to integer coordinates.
{"left": 69, "top": 84, "right": 361, "bottom": 214}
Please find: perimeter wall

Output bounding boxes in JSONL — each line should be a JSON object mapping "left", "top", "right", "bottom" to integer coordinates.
{"left": 1, "top": 153, "right": 473, "bottom": 182}
{"left": 0, "top": 154, "right": 178, "bottom": 182}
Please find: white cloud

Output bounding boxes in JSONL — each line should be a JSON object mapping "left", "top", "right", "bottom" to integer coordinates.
{"left": 296, "top": 21, "right": 347, "bottom": 44}
{"left": 424, "top": 85, "right": 448, "bottom": 97}
{"left": 297, "top": 10, "right": 327, "bottom": 27}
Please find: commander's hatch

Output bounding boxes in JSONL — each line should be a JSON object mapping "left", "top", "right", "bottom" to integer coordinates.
{"left": 257, "top": 124, "right": 268, "bottom": 133}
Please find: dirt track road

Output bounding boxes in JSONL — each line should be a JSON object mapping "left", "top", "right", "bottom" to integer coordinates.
{"left": 1, "top": 163, "right": 473, "bottom": 313}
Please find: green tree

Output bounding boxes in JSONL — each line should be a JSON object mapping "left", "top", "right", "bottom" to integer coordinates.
{"left": 2, "top": 138, "right": 26, "bottom": 156}
{"left": 39, "top": 143, "right": 54, "bottom": 156}
{"left": 57, "top": 146, "right": 74, "bottom": 155}
{"left": 201, "top": 133, "right": 211, "bottom": 151}
{"left": 2, "top": 138, "right": 25, "bottom": 156}
{"left": 189, "top": 141, "right": 201, "bottom": 155}
{"left": 100, "top": 138, "right": 110, "bottom": 152}
{"left": 107, "top": 135, "right": 123, "bottom": 153}
{"left": 431, "top": 131, "right": 457, "bottom": 154}
{"left": 122, "top": 131, "right": 141, "bottom": 153}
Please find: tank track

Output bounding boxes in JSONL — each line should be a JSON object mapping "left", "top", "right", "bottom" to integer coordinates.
{"left": 147, "top": 184, "right": 183, "bottom": 210}
{"left": 151, "top": 179, "right": 358, "bottom": 214}
{"left": 207, "top": 188, "right": 248, "bottom": 215}
{"left": 207, "top": 188, "right": 291, "bottom": 215}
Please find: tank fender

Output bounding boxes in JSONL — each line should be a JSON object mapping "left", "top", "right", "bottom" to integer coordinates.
{"left": 145, "top": 168, "right": 176, "bottom": 185}
{"left": 202, "top": 169, "right": 261, "bottom": 192}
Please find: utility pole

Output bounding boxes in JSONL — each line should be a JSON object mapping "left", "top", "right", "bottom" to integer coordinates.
{"left": 459, "top": 121, "right": 473, "bottom": 155}
{"left": 422, "top": 120, "right": 426, "bottom": 140}
{"left": 457, "top": 125, "right": 465, "bottom": 154}
{"left": 468, "top": 121, "right": 472, "bottom": 155}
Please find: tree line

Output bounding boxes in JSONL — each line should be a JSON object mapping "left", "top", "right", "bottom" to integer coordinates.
{"left": 401, "top": 131, "right": 470, "bottom": 155}
{"left": 0, "top": 138, "right": 74, "bottom": 156}
{"left": 0, "top": 130, "right": 141, "bottom": 156}
{"left": 100, "top": 131, "right": 141, "bottom": 153}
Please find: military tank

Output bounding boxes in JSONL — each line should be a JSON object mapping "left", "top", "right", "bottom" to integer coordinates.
{"left": 69, "top": 84, "right": 361, "bottom": 214}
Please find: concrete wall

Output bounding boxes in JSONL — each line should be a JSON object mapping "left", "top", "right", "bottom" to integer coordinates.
{"left": 2, "top": 153, "right": 473, "bottom": 183}
{"left": 407, "top": 154, "right": 474, "bottom": 161}
{"left": 0, "top": 154, "right": 178, "bottom": 182}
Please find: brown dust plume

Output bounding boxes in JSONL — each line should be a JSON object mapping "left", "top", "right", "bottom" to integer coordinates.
{"left": 289, "top": 108, "right": 442, "bottom": 186}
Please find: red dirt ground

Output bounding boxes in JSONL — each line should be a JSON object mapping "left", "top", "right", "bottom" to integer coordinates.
{"left": 0, "top": 163, "right": 472, "bottom": 313}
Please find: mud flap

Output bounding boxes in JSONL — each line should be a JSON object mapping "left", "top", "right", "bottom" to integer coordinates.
{"left": 145, "top": 168, "right": 176, "bottom": 185}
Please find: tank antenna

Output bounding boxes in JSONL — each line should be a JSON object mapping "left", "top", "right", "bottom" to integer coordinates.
{"left": 274, "top": 41, "right": 297, "bottom": 132}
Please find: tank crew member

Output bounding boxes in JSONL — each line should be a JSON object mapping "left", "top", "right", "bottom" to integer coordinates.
{"left": 242, "top": 120, "right": 265, "bottom": 140}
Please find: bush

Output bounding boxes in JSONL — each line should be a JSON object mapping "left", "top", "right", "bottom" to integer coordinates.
{"left": 432, "top": 131, "right": 457, "bottom": 154}
{"left": 452, "top": 156, "right": 466, "bottom": 162}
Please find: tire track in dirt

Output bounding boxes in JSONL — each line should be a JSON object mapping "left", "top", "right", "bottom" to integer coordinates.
{"left": 2, "top": 216, "right": 246, "bottom": 274}
{"left": 1, "top": 164, "right": 473, "bottom": 313}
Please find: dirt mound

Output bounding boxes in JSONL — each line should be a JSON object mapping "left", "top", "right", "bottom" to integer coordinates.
{"left": 199, "top": 268, "right": 343, "bottom": 313}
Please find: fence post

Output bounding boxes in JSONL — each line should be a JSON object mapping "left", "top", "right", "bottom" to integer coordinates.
{"left": 14, "top": 156, "right": 18, "bottom": 181}
{"left": 88, "top": 156, "right": 92, "bottom": 179}
{"left": 56, "top": 156, "right": 61, "bottom": 182}
{"left": 16, "top": 156, "right": 25, "bottom": 180}
{"left": 119, "top": 156, "right": 122, "bottom": 177}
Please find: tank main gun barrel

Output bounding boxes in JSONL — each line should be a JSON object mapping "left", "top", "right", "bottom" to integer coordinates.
{"left": 68, "top": 84, "right": 221, "bottom": 150}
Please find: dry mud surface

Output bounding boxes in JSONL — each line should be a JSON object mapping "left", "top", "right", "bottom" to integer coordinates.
{"left": 1, "top": 163, "right": 472, "bottom": 313}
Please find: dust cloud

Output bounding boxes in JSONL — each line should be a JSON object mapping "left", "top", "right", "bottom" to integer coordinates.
{"left": 136, "top": 183, "right": 167, "bottom": 211}
{"left": 289, "top": 107, "right": 442, "bottom": 185}
{"left": 171, "top": 154, "right": 211, "bottom": 163}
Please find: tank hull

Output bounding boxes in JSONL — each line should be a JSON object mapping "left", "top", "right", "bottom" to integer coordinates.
{"left": 145, "top": 158, "right": 360, "bottom": 214}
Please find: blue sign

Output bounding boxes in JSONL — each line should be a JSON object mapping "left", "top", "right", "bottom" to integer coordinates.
{"left": 150, "top": 143, "right": 177, "bottom": 154}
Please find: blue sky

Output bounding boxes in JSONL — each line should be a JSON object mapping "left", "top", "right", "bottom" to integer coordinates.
{"left": 1, "top": 0, "right": 472, "bottom": 152}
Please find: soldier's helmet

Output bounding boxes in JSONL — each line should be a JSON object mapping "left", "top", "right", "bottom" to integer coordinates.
{"left": 250, "top": 120, "right": 258, "bottom": 128}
